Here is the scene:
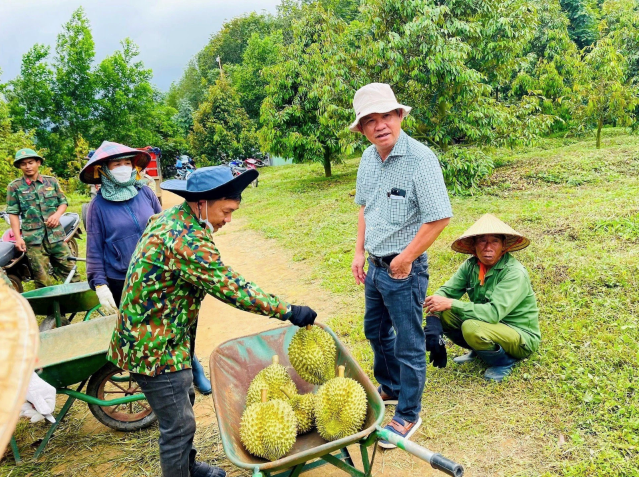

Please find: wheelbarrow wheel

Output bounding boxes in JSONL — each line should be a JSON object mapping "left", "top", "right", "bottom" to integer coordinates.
{"left": 87, "top": 362, "right": 157, "bottom": 432}
{"left": 39, "top": 315, "right": 70, "bottom": 331}
{"left": 67, "top": 237, "right": 79, "bottom": 258}
{"left": 7, "top": 274, "right": 23, "bottom": 293}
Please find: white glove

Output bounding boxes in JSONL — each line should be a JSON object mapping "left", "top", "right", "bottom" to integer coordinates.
{"left": 96, "top": 285, "right": 118, "bottom": 315}
{"left": 20, "top": 402, "right": 54, "bottom": 423}
{"left": 21, "top": 373, "right": 56, "bottom": 423}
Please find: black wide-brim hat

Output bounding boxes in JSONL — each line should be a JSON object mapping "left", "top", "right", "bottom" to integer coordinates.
{"left": 160, "top": 166, "right": 258, "bottom": 201}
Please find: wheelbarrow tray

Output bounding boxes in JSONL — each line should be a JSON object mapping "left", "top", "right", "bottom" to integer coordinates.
{"left": 22, "top": 282, "right": 99, "bottom": 316}
{"left": 209, "top": 323, "right": 385, "bottom": 474}
{"left": 37, "top": 315, "right": 117, "bottom": 388}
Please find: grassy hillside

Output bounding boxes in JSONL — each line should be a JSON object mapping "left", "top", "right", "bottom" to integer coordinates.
{"left": 235, "top": 129, "right": 639, "bottom": 476}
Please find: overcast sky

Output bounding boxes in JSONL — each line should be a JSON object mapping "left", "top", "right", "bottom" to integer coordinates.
{"left": 0, "top": 0, "right": 281, "bottom": 91}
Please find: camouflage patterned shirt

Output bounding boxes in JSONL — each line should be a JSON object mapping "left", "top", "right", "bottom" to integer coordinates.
{"left": 5, "top": 175, "right": 68, "bottom": 245}
{"left": 107, "top": 202, "right": 292, "bottom": 376}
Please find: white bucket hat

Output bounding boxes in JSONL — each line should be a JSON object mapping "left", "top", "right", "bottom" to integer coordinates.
{"left": 349, "top": 83, "right": 412, "bottom": 132}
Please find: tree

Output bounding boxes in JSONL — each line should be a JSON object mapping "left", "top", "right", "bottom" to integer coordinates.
{"left": 52, "top": 7, "right": 96, "bottom": 151}
{"left": 358, "top": 0, "right": 553, "bottom": 150}
{"left": 93, "top": 39, "right": 156, "bottom": 145}
{"left": 260, "top": 5, "right": 354, "bottom": 177}
{"left": 0, "top": 93, "right": 36, "bottom": 192}
{"left": 559, "top": 0, "right": 599, "bottom": 49}
{"left": 197, "top": 13, "right": 274, "bottom": 75}
{"left": 189, "top": 77, "right": 259, "bottom": 163}
{"left": 230, "top": 31, "right": 283, "bottom": 121}
{"left": 573, "top": 37, "right": 638, "bottom": 148}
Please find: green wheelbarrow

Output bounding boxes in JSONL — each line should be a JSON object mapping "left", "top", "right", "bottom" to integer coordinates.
{"left": 21, "top": 257, "right": 105, "bottom": 331}
{"left": 22, "top": 281, "right": 104, "bottom": 331}
{"left": 10, "top": 315, "right": 156, "bottom": 464}
{"left": 210, "top": 323, "right": 464, "bottom": 477}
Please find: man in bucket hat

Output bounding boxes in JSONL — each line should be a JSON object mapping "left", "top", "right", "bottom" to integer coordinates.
{"left": 350, "top": 83, "right": 452, "bottom": 448}
{"left": 423, "top": 214, "right": 541, "bottom": 382}
{"left": 107, "top": 166, "right": 317, "bottom": 477}
{"left": 6, "top": 148, "right": 79, "bottom": 287}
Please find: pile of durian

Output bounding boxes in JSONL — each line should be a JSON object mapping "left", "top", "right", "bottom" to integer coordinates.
{"left": 239, "top": 325, "right": 368, "bottom": 461}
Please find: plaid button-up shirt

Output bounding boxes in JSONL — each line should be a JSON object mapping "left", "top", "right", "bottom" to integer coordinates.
{"left": 355, "top": 130, "right": 452, "bottom": 257}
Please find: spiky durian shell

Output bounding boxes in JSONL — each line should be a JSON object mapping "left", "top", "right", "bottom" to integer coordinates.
{"left": 288, "top": 326, "right": 337, "bottom": 385}
{"left": 289, "top": 393, "right": 316, "bottom": 434}
{"left": 315, "top": 376, "right": 367, "bottom": 441}
{"left": 240, "top": 399, "right": 298, "bottom": 461}
{"left": 246, "top": 363, "right": 298, "bottom": 407}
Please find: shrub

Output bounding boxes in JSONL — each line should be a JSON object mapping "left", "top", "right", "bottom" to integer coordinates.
{"left": 438, "top": 147, "right": 494, "bottom": 195}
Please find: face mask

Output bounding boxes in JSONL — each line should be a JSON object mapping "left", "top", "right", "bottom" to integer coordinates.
{"left": 110, "top": 165, "right": 133, "bottom": 183}
{"left": 199, "top": 201, "right": 214, "bottom": 233}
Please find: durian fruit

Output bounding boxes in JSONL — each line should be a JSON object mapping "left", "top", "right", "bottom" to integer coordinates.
{"left": 315, "top": 365, "right": 367, "bottom": 441}
{"left": 288, "top": 325, "right": 337, "bottom": 385}
{"left": 246, "top": 355, "right": 298, "bottom": 407}
{"left": 281, "top": 386, "right": 316, "bottom": 434}
{"left": 240, "top": 388, "right": 298, "bottom": 461}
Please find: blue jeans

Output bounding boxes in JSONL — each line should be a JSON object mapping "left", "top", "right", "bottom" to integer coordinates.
{"left": 133, "top": 369, "right": 197, "bottom": 477}
{"left": 364, "top": 255, "right": 429, "bottom": 422}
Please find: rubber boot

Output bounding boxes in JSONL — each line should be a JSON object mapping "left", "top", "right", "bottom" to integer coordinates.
{"left": 475, "top": 345, "right": 518, "bottom": 382}
{"left": 453, "top": 350, "right": 477, "bottom": 365}
{"left": 192, "top": 353, "right": 212, "bottom": 395}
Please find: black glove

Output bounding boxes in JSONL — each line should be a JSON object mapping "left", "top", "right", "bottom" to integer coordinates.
{"left": 424, "top": 315, "right": 447, "bottom": 368}
{"left": 289, "top": 305, "right": 317, "bottom": 327}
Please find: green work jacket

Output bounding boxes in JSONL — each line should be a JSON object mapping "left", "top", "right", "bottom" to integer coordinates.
{"left": 5, "top": 175, "right": 68, "bottom": 245}
{"left": 434, "top": 253, "right": 541, "bottom": 353}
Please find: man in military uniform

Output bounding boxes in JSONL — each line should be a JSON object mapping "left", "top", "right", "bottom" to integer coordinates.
{"left": 108, "top": 166, "right": 317, "bottom": 477}
{"left": 6, "top": 148, "right": 78, "bottom": 288}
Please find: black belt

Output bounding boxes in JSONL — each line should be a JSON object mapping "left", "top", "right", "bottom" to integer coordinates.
{"left": 369, "top": 253, "right": 398, "bottom": 269}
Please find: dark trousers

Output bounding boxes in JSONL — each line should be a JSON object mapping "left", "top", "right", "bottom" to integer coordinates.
{"left": 132, "top": 369, "right": 197, "bottom": 477}
{"left": 107, "top": 277, "right": 126, "bottom": 307}
{"left": 363, "top": 255, "right": 429, "bottom": 422}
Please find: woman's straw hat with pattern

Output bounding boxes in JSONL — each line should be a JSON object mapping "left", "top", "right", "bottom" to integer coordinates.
{"left": 451, "top": 214, "right": 530, "bottom": 254}
{"left": 0, "top": 282, "right": 39, "bottom": 455}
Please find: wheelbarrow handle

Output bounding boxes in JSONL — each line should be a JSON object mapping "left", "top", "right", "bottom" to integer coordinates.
{"left": 375, "top": 426, "right": 464, "bottom": 477}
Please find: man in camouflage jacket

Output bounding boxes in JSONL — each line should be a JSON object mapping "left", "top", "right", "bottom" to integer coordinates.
{"left": 6, "top": 149, "right": 78, "bottom": 288}
{"left": 107, "top": 166, "right": 317, "bottom": 477}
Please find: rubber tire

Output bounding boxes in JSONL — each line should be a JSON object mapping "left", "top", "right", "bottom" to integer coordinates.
{"left": 39, "top": 315, "right": 71, "bottom": 331}
{"left": 7, "top": 274, "right": 23, "bottom": 293}
{"left": 81, "top": 203, "right": 89, "bottom": 230}
{"left": 67, "top": 238, "right": 79, "bottom": 259}
{"left": 87, "top": 362, "right": 157, "bottom": 432}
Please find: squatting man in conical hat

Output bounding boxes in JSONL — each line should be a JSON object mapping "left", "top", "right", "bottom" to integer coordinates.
{"left": 106, "top": 166, "right": 318, "bottom": 477}
{"left": 350, "top": 83, "right": 453, "bottom": 448}
{"left": 423, "top": 214, "right": 541, "bottom": 382}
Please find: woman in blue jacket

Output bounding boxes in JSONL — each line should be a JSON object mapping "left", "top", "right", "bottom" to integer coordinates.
{"left": 81, "top": 141, "right": 211, "bottom": 394}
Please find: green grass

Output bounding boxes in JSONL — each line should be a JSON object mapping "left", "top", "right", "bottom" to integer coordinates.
{"left": 2, "top": 130, "right": 639, "bottom": 476}
{"left": 229, "top": 129, "right": 639, "bottom": 476}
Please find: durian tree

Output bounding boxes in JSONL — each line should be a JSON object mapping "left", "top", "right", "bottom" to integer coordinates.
{"left": 572, "top": 36, "right": 639, "bottom": 148}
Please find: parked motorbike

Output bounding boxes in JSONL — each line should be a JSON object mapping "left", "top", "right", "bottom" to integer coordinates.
{"left": 0, "top": 211, "right": 82, "bottom": 292}
{"left": 176, "top": 163, "right": 195, "bottom": 180}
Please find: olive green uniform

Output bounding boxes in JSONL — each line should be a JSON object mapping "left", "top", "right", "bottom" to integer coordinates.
{"left": 6, "top": 175, "right": 78, "bottom": 288}
{"left": 433, "top": 253, "right": 541, "bottom": 359}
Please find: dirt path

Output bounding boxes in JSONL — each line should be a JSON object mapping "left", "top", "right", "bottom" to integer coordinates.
{"left": 162, "top": 192, "right": 439, "bottom": 477}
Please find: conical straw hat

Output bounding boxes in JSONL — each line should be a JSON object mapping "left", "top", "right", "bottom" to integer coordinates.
{"left": 0, "top": 282, "right": 39, "bottom": 456}
{"left": 451, "top": 214, "right": 530, "bottom": 254}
